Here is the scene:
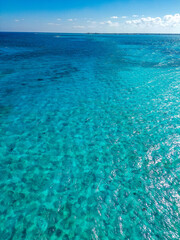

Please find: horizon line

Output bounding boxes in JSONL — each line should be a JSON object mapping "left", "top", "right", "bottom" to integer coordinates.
{"left": 0, "top": 31, "right": 180, "bottom": 35}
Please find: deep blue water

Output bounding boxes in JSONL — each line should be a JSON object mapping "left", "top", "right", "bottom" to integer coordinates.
{"left": 0, "top": 33, "right": 180, "bottom": 239}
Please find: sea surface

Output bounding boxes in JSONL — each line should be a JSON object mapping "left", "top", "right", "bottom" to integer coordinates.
{"left": 0, "top": 33, "right": 180, "bottom": 240}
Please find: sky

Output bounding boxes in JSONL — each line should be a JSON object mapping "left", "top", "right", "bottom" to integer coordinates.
{"left": 0, "top": 0, "right": 180, "bottom": 33}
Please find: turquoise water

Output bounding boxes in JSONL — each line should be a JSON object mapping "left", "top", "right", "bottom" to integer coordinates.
{"left": 0, "top": 33, "right": 180, "bottom": 239}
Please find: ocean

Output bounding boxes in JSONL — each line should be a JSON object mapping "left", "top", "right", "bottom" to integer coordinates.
{"left": 0, "top": 32, "right": 180, "bottom": 239}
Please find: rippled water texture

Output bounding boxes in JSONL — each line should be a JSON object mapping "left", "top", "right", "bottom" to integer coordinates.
{"left": 0, "top": 33, "right": 180, "bottom": 239}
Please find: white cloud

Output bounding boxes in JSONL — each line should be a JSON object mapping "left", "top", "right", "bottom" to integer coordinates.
{"left": 126, "top": 14, "right": 180, "bottom": 27}
{"left": 132, "top": 15, "right": 139, "bottom": 18}
{"left": 15, "top": 19, "right": 24, "bottom": 22}
{"left": 122, "top": 16, "right": 127, "bottom": 19}
{"left": 126, "top": 17, "right": 162, "bottom": 26}
{"left": 68, "top": 19, "right": 73, "bottom": 21}
{"left": 57, "top": 18, "right": 61, "bottom": 21}
{"left": 163, "top": 13, "right": 180, "bottom": 26}
{"left": 100, "top": 20, "right": 119, "bottom": 27}
{"left": 111, "top": 16, "right": 118, "bottom": 19}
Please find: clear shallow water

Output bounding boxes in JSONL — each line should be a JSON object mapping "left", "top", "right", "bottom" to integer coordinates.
{"left": 0, "top": 33, "right": 180, "bottom": 240}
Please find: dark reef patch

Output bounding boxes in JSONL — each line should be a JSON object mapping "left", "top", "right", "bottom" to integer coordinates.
{"left": 0, "top": 105, "right": 12, "bottom": 118}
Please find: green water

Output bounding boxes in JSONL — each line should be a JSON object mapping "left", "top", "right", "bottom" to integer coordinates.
{"left": 0, "top": 33, "right": 180, "bottom": 239}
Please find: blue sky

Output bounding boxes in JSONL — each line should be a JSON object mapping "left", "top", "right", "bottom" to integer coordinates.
{"left": 0, "top": 0, "right": 180, "bottom": 33}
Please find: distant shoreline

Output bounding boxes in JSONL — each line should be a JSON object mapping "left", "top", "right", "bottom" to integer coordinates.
{"left": 0, "top": 31, "right": 180, "bottom": 35}
{"left": 86, "top": 33, "right": 180, "bottom": 35}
